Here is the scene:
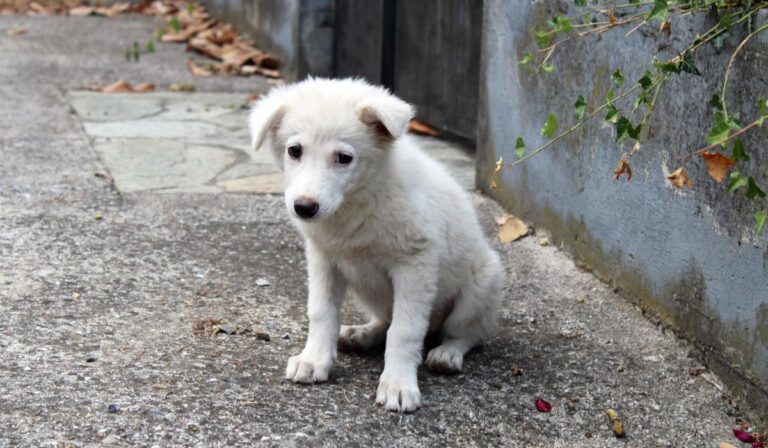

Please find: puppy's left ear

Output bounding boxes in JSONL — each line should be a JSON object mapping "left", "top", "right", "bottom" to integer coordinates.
{"left": 359, "top": 94, "right": 415, "bottom": 141}
{"left": 249, "top": 95, "right": 286, "bottom": 152}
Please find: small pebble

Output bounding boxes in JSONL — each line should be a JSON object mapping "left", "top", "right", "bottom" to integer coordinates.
{"left": 107, "top": 404, "right": 118, "bottom": 414}
{"left": 256, "top": 278, "right": 270, "bottom": 287}
{"left": 101, "top": 434, "right": 120, "bottom": 445}
{"left": 281, "top": 333, "right": 290, "bottom": 340}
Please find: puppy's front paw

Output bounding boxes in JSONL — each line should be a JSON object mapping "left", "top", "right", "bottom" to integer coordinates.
{"left": 375, "top": 372, "right": 421, "bottom": 412}
{"left": 285, "top": 350, "right": 333, "bottom": 384}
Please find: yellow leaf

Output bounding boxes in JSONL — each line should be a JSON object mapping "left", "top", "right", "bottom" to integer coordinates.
{"left": 498, "top": 215, "right": 529, "bottom": 243}
{"left": 700, "top": 152, "right": 736, "bottom": 182}
{"left": 667, "top": 167, "right": 692, "bottom": 189}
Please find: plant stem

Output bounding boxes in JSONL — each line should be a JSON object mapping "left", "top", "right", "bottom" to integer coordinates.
{"left": 679, "top": 120, "right": 761, "bottom": 160}
{"left": 504, "top": 80, "right": 656, "bottom": 170}
{"left": 721, "top": 21, "right": 768, "bottom": 119}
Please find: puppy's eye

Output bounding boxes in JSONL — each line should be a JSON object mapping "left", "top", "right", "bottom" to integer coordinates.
{"left": 335, "top": 152, "right": 354, "bottom": 165}
{"left": 287, "top": 144, "right": 302, "bottom": 160}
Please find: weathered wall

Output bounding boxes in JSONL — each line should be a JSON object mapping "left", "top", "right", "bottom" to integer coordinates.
{"left": 201, "top": 0, "right": 333, "bottom": 80}
{"left": 478, "top": 1, "right": 768, "bottom": 422}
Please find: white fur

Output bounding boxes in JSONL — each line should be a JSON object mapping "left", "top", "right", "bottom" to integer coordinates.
{"left": 250, "top": 78, "right": 504, "bottom": 412}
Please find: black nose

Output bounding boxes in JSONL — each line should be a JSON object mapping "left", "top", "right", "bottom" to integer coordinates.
{"left": 294, "top": 198, "right": 319, "bottom": 219}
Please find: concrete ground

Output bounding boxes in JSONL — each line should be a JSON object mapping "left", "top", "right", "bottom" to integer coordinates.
{"left": 0, "top": 14, "right": 750, "bottom": 448}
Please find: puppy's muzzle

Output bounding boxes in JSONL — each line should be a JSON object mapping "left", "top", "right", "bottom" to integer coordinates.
{"left": 294, "top": 198, "right": 320, "bottom": 219}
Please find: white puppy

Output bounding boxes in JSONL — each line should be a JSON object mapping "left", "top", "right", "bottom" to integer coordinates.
{"left": 250, "top": 78, "right": 503, "bottom": 412}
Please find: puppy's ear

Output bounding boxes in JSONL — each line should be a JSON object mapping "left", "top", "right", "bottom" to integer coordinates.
{"left": 249, "top": 96, "right": 286, "bottom": 152}
{"left": 358, "top": 94, "right": 415, "bottom": 141}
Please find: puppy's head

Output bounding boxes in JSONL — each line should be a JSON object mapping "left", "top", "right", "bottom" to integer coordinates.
{"left": 249, "top": 78, "right": 414, "bottom": 222}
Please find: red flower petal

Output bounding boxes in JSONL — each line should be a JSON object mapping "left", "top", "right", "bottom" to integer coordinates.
{"left": 734, "top": 429, "right": 756, "bottom": 443}
{"left": 752, "top": 442, "right": 764, "bottom": 448}
{"left": 535, "top": 398, "right": 552, "bottom": 412}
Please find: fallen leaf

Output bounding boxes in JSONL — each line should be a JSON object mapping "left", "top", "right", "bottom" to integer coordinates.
{"left": 187, "top": 58, "right": 212, "bottom": 77}
{"left": 162, "top": 20, "right": 214, "bottom": 43}
{"left": 667, "top": 166, "right": 692, "bottom": 189}
{"left": 613, "top": 156, "right": 632, "bottom": 181}
{"left": 510, "top": 366, "right": 523, "bottom": 376}
{"left": 660, "top": 20, "right": 672, "bottom": 37}
{"left": 718, "top": 444, "right": 737, "bottom": 448}
{"left": 606, "top": 408, "right": 626, "bottom": 438}
{"left": 170, "top": 83, "right": 196, "bottom": 92}
{"left": 132, "top": 83, "right": 155, "bottom": 93}
{"left": 188, "top": 37, "right": 224, "bottom": 59}
{"left": 93, "top": 211, "right": 103, "bottom": 220}
{"left": 734, "top": 429, "right": 755, "bottom": 443}
{"left": 101, "top": 80, "right": 134, "bottom": 93}
{"left": 240, "top": 65, "right": 281, "bottom": 78}
{"left": 6, "top": 26, "right": 27, "bottom": 36}
{"left": 408, "top": 119, "right": 439, "bottom": 137}
{"left": 701, "top": 152, "right": 736, "bottom": 182}
{"left": 68, "top": 6, "right": 95, "bottom": 16}
{"left": 94, "top": 2, "right": 130, "bottom": 17}
{"left": 495, "top": 213, "right": 511, "bottom": 226}
{"left": 607, "top": 8, "right": 617, "bottom": 24}
{"left": 535, "top": 398, "right": 552, "bottom": 412}
{"left": 498, "top": 215, "right": 529, "bottom": 243}
{"left": 221, "top": 42, "right": 263, "bottom": 67}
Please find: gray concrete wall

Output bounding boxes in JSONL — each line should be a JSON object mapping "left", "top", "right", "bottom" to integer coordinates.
{"left": 478, "top": 0, "right": 768, "bottom": 423}
{"left": 201, "top": 0, "right": 333, "bottom": 80}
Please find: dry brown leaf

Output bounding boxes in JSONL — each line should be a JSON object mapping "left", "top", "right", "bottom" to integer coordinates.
{"left": 718, "top": 443, "right": 738, "bottom": 448}
{"left": 132, "top": 83, "right": 156, "bottom": 93}
{"left": 94, "top": 2, "right": 130, "bottom": 17}
{"left": 199, "top": 23, "right": 238, "bottom": 45}
{"left": 607, "top": 8, "right": 617, "bottom": 24}
{"left": 408, "top": 119, "right": 439, "bottom": 137}
{"left": 6, "top": 26, "right": 27, "bottom": 36}
{"left": 239, "top": 64, "right": 281, "bottom": 78}
{"left": 162, "top": 20, "right": 214, "bottom": 43}
{"left": 28, "top": 2, "right": 52, "bottom": 15}
{"left": 613, "top": 157, "right": 632, "bottom": 181}
{"left": 498, "top": 215, "right": 529, "bottom": 243}
{"left": 667, "top": 166, "right": 692, "bottom": 189}
{"left": 660, "top": 20, "right": 671, "bottom": 38}
{"left": 68, "top": 6, "right": 94, "bottom": 16}
{"left": 700, "top": 152, "right": 736, "bottom": 182}
{"left": 495, "top": 213, "right": 511, "bottom": 226}
{"left": 221, "top": 42, "right": 263, "bottom": 67}
{"left": 101, "top": 80, "right": 134, "bottom": 93}
{"left": 187, "top": 58, "right": 212, "bottom": 77}
{"left": 188, "top": 37, "right": 224, "bottom": 59}
{"left": 170, "top": 83, "right": 196, "bottom": 92}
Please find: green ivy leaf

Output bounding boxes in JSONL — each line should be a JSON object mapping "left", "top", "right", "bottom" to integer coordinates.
{"left": 615, "top": 117, "right": 630, "bottom": 144}
{"left": 534, "top": 30, "right": 552, "bottom": 48}
{"left": 606, "top": 89, "right": 616, "bottom": 103}
{"left": 611, "top": 69, "right": 625, "bottom": 89}
{"left": 680, "top": 53, "right": 702, "bottom": 76}
{"left": 574, "top": 95, "right": 587, "bottom": 121}
{"left": 731, "top": 139, "right": 749, "bottom": 162}
{"left": 707, "top": 112, "right": 740, "bottom": 146}
{"left": 758, "top": 97, "right": 768, "bottom": 126}
{"left": 756, "top": 211, "right": 767, "bottom": 236}
{"left": 727, "top": 171, "right": 749, "bottom": 193}
{"left": 638, "top": 71, "right": 653, "bottom": 91}
{"left": 628, "top": 122, "right": 643, "bottom": 140}
{"left": 605, "top": 104, "right": 619, "bottom": 123}
{"left": 575, "top": 0, "right": 586, "bottom": 6}
{"left": 746, "top": 177, "right": 766, "bottom": 199}
{"left": 518, "top": 53, "right": 533, "bottom": 65}
{"left": 648, "top": 0, "right": 668, "bottom": 23}
{"left": 555, "top": 15, "right": 573, "bottom": 33}
{"left": 541, "top": 113, "right": 559, "bottom": 139}
{"left": 515, "top": 137, "right": 526, "bottom": 159}
{"left": 634, "top": 90, "right": 648, "bottom": 111}
{"left": 708, "top": 94, "right": 724, "bottom": 111}
{"left": 541, "top": 62, "right": 556, "bottom": 73}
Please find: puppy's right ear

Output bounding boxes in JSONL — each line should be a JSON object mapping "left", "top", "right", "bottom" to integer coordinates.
{"left": 249, "top": 97, "right": 286, "bottom": 152}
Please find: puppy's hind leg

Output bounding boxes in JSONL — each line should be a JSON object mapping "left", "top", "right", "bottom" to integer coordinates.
{"left": 338, "top": 319, "right": 388, "bottom": 352}
{"left": 426, "top": 254, "right": 503, "bottom": 374}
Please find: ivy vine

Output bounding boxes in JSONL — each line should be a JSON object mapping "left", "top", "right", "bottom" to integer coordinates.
{"left": 493, "top": 0, "right": 768, "bottom": 236}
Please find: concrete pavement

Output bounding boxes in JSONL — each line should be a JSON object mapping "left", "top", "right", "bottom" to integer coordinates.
{"left": 0, "top": 13, "right": 753, "bottom": 447}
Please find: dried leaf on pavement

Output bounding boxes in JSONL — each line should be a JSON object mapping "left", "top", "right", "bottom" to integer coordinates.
{"left": 6, "top": 26, "right": 27, "bottom": 36}
{"left": 498, "top": 214, "right": 529, "bottom": 243}
{"left": 68, "top": 5, "right": 94, "bottom": 16}
{"left": 132, "top": 83, "right": 156, "bottom": 93}
{"left": 408, "top": 119, "right": 439, "bottom": 137}
{"left": 700, "top": 152, "right": 736, "bottom": 182}
{"left": 101, "top": 80, "right": 134, "bottom": 93}
{"left": 667, "top": 166, "right": 692, "bottom": 189}
{"left": 606, "top": 408, "right": 626, "bottom": 438}
{"left": 187, "top": 58, "right": 212, "bottom": 77}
